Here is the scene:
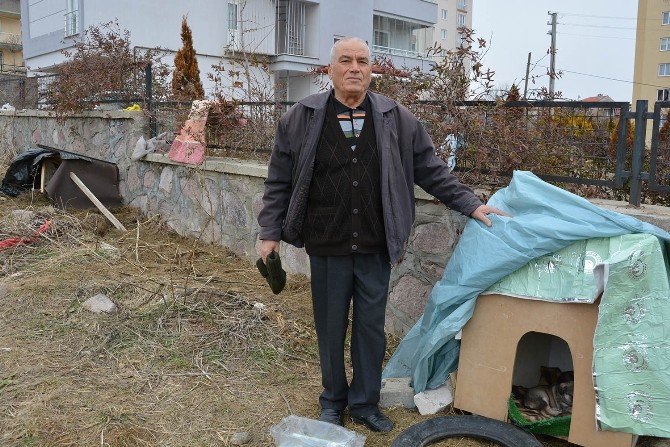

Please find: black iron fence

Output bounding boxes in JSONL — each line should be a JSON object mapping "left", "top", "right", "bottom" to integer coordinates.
{"left": 11, "top": 63, "right": 669, "bottom": 206}
{"left": 0, "top": 75, "right": 38, "bottom": 109}
{"left": 96, "top": 88, "right": 670, "bottom": 206}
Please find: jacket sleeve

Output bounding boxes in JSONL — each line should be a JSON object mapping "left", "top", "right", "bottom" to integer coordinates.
{"left": 258, "top": 118, "right": 293, "bottom": 241}
{"left": 412, "top": 118, "right": 483, "bottom": 217}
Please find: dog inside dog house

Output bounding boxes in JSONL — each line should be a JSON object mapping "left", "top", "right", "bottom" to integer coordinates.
{"left": 454, "top": 293, "right": 636, "bottom": 447}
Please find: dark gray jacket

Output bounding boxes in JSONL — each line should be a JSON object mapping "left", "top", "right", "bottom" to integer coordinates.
{"left": 258, "top": 90, "right": 482, "bottom": 264}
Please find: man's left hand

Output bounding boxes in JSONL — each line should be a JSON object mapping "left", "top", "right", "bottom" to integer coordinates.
{"left": 470, "top": 205, "right": 510, "bottom": 227}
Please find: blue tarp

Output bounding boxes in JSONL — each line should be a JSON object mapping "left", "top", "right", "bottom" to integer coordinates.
{"left": 382, "top": 171, "right": 670, "bottom": 393}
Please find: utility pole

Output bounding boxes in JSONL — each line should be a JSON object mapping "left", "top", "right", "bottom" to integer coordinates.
{"left": 548, "top": 11, "right": 557, "bottom": 98}
{"left": 523, "top": 52, "right": 531, "bottom": 99}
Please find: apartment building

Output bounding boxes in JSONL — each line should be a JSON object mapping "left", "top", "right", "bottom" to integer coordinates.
{"left": 21, "top": 0, "right": 445, "bottom": 101}
{"left": 0, "top": 0, "right": 23, "bottom": 75}
{"left": 434, "top": 0, "right": 472, "bottom": 57}
{"left": 633, "top": 0, "right": 670, "bottom": 106}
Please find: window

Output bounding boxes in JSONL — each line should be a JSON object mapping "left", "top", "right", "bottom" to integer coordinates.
{"left": 227, "top": 2, "right": 239, "bottom": 46}
{"left": 441, "top": 9, "right": 448, "bottom": 20}
{"left": 458, "top": 0, "right": 467, "bottom": 9}
{"left": 658, "top": 89, "right": 670, "bottom": 101}
{"left": 659, "top": 63, "right": 670, "bottom": 76}
{"left": 440, "top": 29, "right": 447, "bottom": 39}
{"left": 374, "top": 29, "right": 389, "bottom": 49}
{"left": 456, "top": 33, "right": 463, "bottom": 48}
{"left": 664, "top": 11, "right": 670, "bottom": 25}
{"left": 662, "top": 37, "right": 670, "bottom": 51}
{"left": 458, "top": 14, "right": 466, "bottom": 27}
{"left": 228, "top": 2, "right": 238, "bottom": 31}
{"left": 65, "top": 0, "right": 79, "bottom": 36}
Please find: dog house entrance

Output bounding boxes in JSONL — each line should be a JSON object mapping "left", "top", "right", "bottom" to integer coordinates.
{"left": 510, "top": 332, "right": 574, "bottom": 436}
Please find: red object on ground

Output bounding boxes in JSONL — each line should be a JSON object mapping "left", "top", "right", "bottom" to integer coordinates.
{"left": 0, "top": 220, "right": 51, "bottom": 251}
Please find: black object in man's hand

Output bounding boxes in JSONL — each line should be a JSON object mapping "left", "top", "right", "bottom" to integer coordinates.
{"left": 256, "top": 251, "right": 286, "bottom": 295}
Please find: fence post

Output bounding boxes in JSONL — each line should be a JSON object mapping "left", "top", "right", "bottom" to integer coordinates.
{"left": 145, "top": 63, "right": 157, "bottom": 138}
{"left": 629, "top": 99, "right": 647, "bottom": 207}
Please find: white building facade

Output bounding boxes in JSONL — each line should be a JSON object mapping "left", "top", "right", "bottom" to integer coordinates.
{"left": 21, "top": 0, "right": 470, "bottom": 101}
{"left": 435, "top": 0, "right": 472, "bottom": 56}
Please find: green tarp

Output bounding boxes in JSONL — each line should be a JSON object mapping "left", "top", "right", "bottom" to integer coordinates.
{"left": 486, "top": 234, "right": 670, "bottom": 436}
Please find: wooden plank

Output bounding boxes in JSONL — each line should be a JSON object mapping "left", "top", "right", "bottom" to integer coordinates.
{"left": 69, "top": 172, "right": 127, "bottom": 231}
{"left": 39, "top": 162, "right": 46, "bottom": 193}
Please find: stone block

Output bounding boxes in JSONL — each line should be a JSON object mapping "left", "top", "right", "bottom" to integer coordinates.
{"left": 380, "top": 377, "right": 416, "bottom": 409}
{"left": 414, "top": 378, "right": 454, "bottom": 415}
{"left": 143, "top": 170, "right": 156, "bottom": 189}
{"left": 413, "top": 222, "right": 453, "bottom": 255}
{"left": 387, "top": 275, "right": 431, "bottom": 323}
{"left": 159, "top": 166, "right": 174, "bottom": 194}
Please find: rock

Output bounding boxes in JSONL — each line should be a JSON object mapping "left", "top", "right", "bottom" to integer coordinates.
{"left": 82, "top": 294, "right": 118, "bottom": 314}
{"left": 98, "top": 242, "right": 120, "bottom": 260}
{"left": 230, "top": 432, "right": 251, "bottom": 445}
{"left": 159, "top": 167, "right": 174, "bottom": 194}
{"left": 413, "top": 222, "right": 453, "bottom": 255}
{"left": 414, "top": 378, "right": 454, "bottom": 415}
{"left": 380, "top": 377, "right": 416, "bottom": 409}
{"left": 387, "top": 275, "right": 432, "bottom": 322}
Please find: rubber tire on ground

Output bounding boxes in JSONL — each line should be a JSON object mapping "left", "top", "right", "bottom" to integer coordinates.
{"left": 391, "top": 415, "right": 543, "bottom": 447}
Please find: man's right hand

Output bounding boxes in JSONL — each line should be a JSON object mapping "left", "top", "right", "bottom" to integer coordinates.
{"left": 260, "top": 240, "right": 280, "bottom": 263}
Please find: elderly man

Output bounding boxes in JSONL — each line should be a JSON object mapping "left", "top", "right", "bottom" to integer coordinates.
{"left": 258, "top": 37, "right": 505, "bottom": 432}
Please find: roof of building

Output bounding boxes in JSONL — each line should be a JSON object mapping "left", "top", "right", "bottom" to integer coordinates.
{"left": 581, "top": 94, "right": 615, "bottom": 103}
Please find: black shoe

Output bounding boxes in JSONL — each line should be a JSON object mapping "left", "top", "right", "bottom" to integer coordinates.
{"left": 318, "top": 408, "right": 344, "bottom": 426}
{"left": 351, "top": 411, "right": 395, "bottom": 432}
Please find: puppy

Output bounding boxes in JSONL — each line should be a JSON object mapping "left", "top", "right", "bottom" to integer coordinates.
{"left": 513, "top": 380, "right": 574, "bottom": 419}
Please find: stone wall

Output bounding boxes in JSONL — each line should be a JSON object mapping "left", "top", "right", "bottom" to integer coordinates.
{"left": 0, "top": 109, "right": 462, "bottom": 336}
{"left": 7, "top": 111, "right": 668, "bottom": 337}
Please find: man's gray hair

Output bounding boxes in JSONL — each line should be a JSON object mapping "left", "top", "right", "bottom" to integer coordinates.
{"left": 330, "top": 37, "right": 371, "bottom": 63}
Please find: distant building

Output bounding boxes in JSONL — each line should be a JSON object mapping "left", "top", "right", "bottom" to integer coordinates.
{"left": 582, "top": 94, "right": 615, "bottom": 103}
{"left": 633, "top": 0, "right": 670, "bottom": 106}
{"left": 580, "top": 94, "right": 618, "bottom": 118}
{"left": 434, "top": 0, "right": 472, "bottom": 57}
{"left": 0, "top": 0, "right": 24, "bottom": 76}
{"left": 20, "top": 0, "right": 447, "bottom": 101}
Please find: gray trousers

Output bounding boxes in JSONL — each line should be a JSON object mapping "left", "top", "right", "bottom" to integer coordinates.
{"left": 309, "top": 253, "right": 391, "bottom": 417}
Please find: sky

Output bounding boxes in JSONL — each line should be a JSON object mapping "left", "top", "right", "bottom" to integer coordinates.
{"left": 471, "top": 0, "right": 638, "bottom": 101}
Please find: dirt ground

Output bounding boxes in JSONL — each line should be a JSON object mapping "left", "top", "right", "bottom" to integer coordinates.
{"left": 0, "top": 171, "right": 662, "bottom": 447}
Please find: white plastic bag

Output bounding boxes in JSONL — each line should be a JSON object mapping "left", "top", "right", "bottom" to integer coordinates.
{"left": 270, "top": 415, "right": 366, "bottom": 447}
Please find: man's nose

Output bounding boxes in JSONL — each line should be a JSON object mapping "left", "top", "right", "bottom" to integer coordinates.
{"left": 350, "top": 61, "right": 360, "bottom": 72}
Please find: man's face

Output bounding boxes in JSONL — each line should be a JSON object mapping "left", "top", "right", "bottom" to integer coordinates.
{"left": 328, "top": 40, "right": 372, "bottom": 98}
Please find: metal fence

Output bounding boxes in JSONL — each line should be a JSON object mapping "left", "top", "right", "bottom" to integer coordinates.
{"left": 0, "top": 76, "right": 38, "bottom": 109}
{"left": 16, "top": 62, "right": 669, "bottom": 206}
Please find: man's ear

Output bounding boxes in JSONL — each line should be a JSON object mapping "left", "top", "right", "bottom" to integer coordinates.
{"left": 327, "top": 64, "right": 332, "bottom": 79}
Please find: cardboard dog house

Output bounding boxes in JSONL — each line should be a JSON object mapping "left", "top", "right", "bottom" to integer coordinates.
{"left": 454, "top": 293, "right": 635, "bottom": 447}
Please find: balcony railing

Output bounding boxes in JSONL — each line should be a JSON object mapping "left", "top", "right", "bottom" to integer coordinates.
{"left": 64, "top": 10, "right": 79, "bottom": 36}
{"left": 0, "top": 31, "right": 21, "bottom": 50}
{"left": 0, "top": 62, "right": 26, "bottom": 73}
{"left": 372, "top": 45, "right": 427, "bottom": 59}
{"left": 276, "top": 0, "right": 311, "bottom": 56}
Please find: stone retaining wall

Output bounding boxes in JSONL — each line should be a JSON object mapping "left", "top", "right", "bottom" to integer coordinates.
{"left": 4, "top": 110, "right": 669, "bottom": 337}
{"left": 0, "top": 110, "right": 465, "bottom": 336}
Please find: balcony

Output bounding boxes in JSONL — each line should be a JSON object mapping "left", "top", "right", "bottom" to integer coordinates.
{"left": 275, "top": 0, "right": 317, "bottom": 57}
{"left": 0, "top": 0, "right": 20, "bottom": 16}
{"left": 0, "top": 62, "right": 25, "bottom": 74}
{"left": 0, "top": 31, "right": 21, "bottom": 51}
{"left": 373, "top": 14, "right": 433, "bottom": 60}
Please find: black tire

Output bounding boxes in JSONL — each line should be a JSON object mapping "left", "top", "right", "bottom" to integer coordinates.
{"left": 391, "top": 415, "right": 543, "bottom": 447}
